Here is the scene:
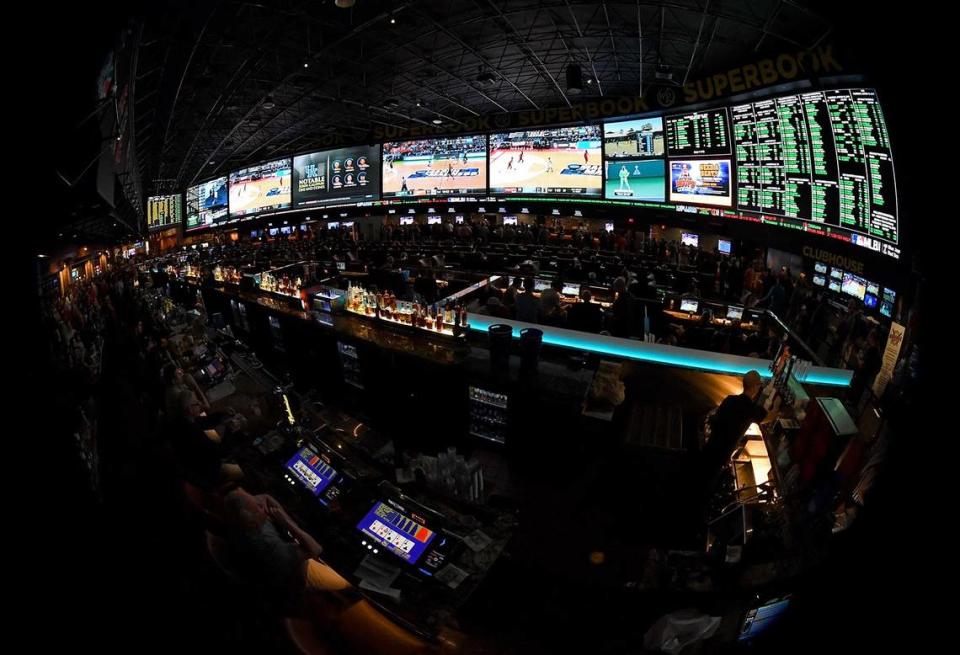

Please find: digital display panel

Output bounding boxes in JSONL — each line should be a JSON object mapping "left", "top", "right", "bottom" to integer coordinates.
{"left": 680, "top": 298, "right": 699, "bottom": 313}
{"left": 228, "top": 158, "right": 292, "bottom": 218}
{"left": 489, "top": 126, "right": 602, "bottom": 195}
{"left": 146, "top": 194, "right": 182, "bottom": 231}
{"left": 604, "top": 159, "right": 665, "bottom": 201}
{"left": 399, "top": 216, "right": 414, "bottom": 226}
{"left": 534, "top": 278, "right": 552, "bottom": 292}
{"left": 814, "top": 262, "right": 828, "bottom": 274}
{"left": 502, "top": 216, "right": 517, "bottom": 225}
{"left": 604, "top": 221, "right": 614, "bottom": 232}
{"left": 866, "top": 282, "right": 880, "bottom": 296}
{"left": 562, "top": 282, "right": 581, "bottom": 296}
{"left": 603, "top": 117, "right": 665, "bottom": 159}
{"left": 681, "top": 232, "right": 699, "bottom": 247}
{"left": 285, "top": 447, "right": 338, "bottom": 497}
{"left": 669, "top": 159, "right": 732, "bottom": 207}
{"left": 830, "top": 267, "right": 844, "bottom": 280}
{"left": 813, "top": 274, "right": 826, "bottom": 286}
{"left": 732, "top": 89, "right": 898, "bottom": 252}
{"left": 382, "top": 136, "right": 487, "bottom": 197}
{"left": 427, "top": 216, "right": 441, "bottom": 225}
{"left": 883, "top": 287, "right": 896, "bottom": 304}
{"left": 666, "top": 107, "right": 730, "bottom": 156}
{"left": 828, "top": 280, "right": 841, "bottom": 292}
{"left": 841, "top": 273, "right": 867, "bottom": 300}
{"left": 739, "top": 598, "right": 791, "bottom": 642}
{"left": 718, "top": 239, "right": 732, "bottom": 254}
{"left": 292, "top": 145, "right": 380, "bottom": 208}
{"left": 880, "top": 301, "right": 893, "bottom": 317}
{"left": 185, "top": 177, "right": 228, "bottom": 231}
{"left": 864, "top": 294, "right": 878, "bottom": 309}
{"left": 356, "top": 501, "right": 437, "bottom": 564}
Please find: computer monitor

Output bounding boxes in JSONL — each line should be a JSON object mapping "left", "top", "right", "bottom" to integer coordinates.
{"left": 812, "top": 274, "right": 826, "bottom": 287}
{"left": 880, "top": 300, "right": 893, "bottom": 318}
{"left": 828, "top": 280, "right": 841, "bottom": 293}
{"left": 427, "top": 216, "right": 441, "bottom": 225}
{"left": 726, "top": 305, "right": 743, "bottom": 321}
{"left": 718, "top": 239, "right": 731, "bottom": 255}
{"left": 814, "top": 262, "right": 827, "bottom": 274}
{"left": 680, "top": 298, "right": 699, "bottom": 313}
{"left": 883, "top": 287, "right": 896, "bottom": 304}
{"left": 866, "top": 282, "right": 879, "bottom": 296}
{"left": 681, "top": 232, "right": 699, "bottom": 247}
{"left": 286, "top": 447, "right": 339, "bottom": 497}
{"left": 534, "top": 278, "right": 552, "bottom": 292}
{"left": 830, "top": 267, "right": 843, "bottom": 280}
{"left": 604, "top": 222, "right": 614, "bottom": 233}
{"left": 561, "top": 282, "right": 581, "bottom": 297}
{"left": 864, "top": 293, "right": 878, "bottom": 309}
{"left": 399, "top": 217, "right": 414, "bottom": 226}
{"left": 739, "top": 597, "right": 791, "bottom": 643}
{"left": 356, "top": 500, "right": 437, "bottom": 565}
{"left": 336, "top": 261, "right": 346, "bottom": 271}
{"left": 503, "top": 216, "right": 518, "bottom": 225}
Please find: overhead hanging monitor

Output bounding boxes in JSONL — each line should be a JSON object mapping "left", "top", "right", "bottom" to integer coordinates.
{"left": 146, "top": 194, "right": 182, "bottom": 231}
{"left": 603, "top": 117, "right": 665, "bottom": 159}
{"left": 229, "top": 158, "right": 292, "bottom": 218}
{"left": 863, "top": 294, "right": 878, "bottom": 309}
{"left": 718, "top": 238, "right": 732, "bottom": 254}
{"left": 185, "top": 176, "right": 228, "bottom": 231}
{"left": 814, "top": 262, "right": 828, "bottom": 274}
{"left": 681, "top": 232, "right": 699, "bottom": 247}
{"left": 489, "top": 125, "right": 602, "bottom": 196}
{"left": 292, "top": 145, "right": 380, "bottom": 208}
{"left": 399, "top": 216, "right": 414, "bottom": 226}
{"left": 502, "top": 216, "right": 518, "bottom": 225}
{"left": 427, "top": 216, "right": 442, "bottom": 225}
{"left": 828, "top": 280, "right": 841, "bottom": 293}
{"left": 812, "top": 274, "right": 826, "bottom": 286}
{"left": 356, "top": 500, "right": 437, "bottom": 565}
{"left": 382, "top": 135, "right": 487, "bottom": 198}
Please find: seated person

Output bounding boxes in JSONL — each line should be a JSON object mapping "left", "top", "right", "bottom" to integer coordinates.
{"left": 566, "top": 289, "right": 603, "bottom": 333}
{"left": 164, "top": 364, "right": 210, "bottom": 419}
{"left": 222, "top": 488, "right": 349, "bottom": 599}
{"left": 541, "top": 303, "right": 566, "bottom": 328}
{"left": 539, "top": 280, "right": 563, "bottom": 320}
{"left": 169, "top": 396, "right": 243, "bottom": 489}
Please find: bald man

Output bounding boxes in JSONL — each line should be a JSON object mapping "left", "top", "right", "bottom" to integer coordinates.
{"left": 700, "top": 370, "right": 780, "bottom": 500}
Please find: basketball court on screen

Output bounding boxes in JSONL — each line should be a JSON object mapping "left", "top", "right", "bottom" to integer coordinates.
{"left": 382, "top": 154, "right": 487, "bottom": 196}
{"left": 489, "top": 147, "right": 601, "bottom": 193}
{"left": 230, "top": 169, "right": 291, "bottom": 216}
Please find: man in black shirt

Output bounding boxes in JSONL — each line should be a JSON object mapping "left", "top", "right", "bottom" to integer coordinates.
{"left": 700, "top": 370, "right": 779, "bottom": 504}
{"left": 566, "top": 289, "right": 603, "bottom": 333}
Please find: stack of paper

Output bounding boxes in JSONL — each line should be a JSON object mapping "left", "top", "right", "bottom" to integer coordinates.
{"left": 354, "top": 555, "right": 402, "bottom": 599}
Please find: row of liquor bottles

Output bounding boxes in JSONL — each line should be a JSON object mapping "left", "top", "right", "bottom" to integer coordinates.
{"left": 213, "top": 265, "right": 243, "bottom": 284}
{"left": 258, "top": 272, "right": 303, "bottom": 298}
{"left": 345, "top": 284, "right": 469, "bottom": 335}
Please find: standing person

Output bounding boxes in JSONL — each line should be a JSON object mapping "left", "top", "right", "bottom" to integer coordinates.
{"left": 506, "top": 156, "right": 514, "bottom": 171}
{"left": 400, "top": 176, "right": 408, "bottom": 193}
{"left": 583, "top": 150, "right": 589, "bottom": 165}
{"left": 518, "top": 150, "right": 524, "bottom": 164}
{"left": 546, "top": 157, "right": 554, "bottom": 173}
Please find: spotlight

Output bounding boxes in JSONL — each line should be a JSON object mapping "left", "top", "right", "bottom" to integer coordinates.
{"left": 390, "top": 18, "right": 396, "bottom": 24}
{"left": 432, "top": 118, "right": 443, "bottom": 125}
{"left": 565, "top": 63, "right": 583, "bottom": 94}
{"left": 303, "top": 62, "right": 309, "bottom": 68}
{"left": 586, "top": 78, "right": 593, "bottom": 85}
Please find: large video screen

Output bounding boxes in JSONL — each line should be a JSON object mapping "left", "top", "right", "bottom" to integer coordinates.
{"left": 185, "top": 177, "right": 228, "bottom": 231}
{"left": 489, "top": 125, "right": 602, "bottom": 195}
{"left": 146, "top": 194, "right": 182, "bottom": 231}
{"left": 666, "top": 108, "right": 730, "bottom": 157}
{"left": 228, "top": 158, "right": 292, "bottom": 218}
{"left": 293, "top": 145, "right": 380, "bottom": 208}
{"left": 732, "top": 88, "right": 899, "bottom": 257}
{"left": 382, "top": 136, "right": 487, "bottom": 198}
{"left": 603, "top": 117, "right": 665, "bottom": 159}
{"left": 669, "top": 159, "right": 732, "bottom": 207}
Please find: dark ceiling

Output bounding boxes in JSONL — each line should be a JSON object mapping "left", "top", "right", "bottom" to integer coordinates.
{"left": 43, "top": 0, "right": 840, "bottom": 246}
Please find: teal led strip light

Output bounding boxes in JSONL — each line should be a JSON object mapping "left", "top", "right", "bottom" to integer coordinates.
{"left": 467, "top": 314, "right": 852, "bottom": 387}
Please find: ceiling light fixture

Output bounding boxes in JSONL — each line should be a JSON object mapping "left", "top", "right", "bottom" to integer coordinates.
{"left": 262, "top": 95, "right": 276, "bottom": 109}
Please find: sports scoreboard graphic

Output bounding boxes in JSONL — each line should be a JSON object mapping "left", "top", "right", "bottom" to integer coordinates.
{"left": 146, "top": 194, "right": 182, "bottom": 231}
{"left": 293, "top": 145, "right": 380, "bottom": 208}
{"left": 489, "top": 126, "right": 602, "bottom": 195}
{"left": 185, "top": 177, "right": 228, "bottom": 231}
{"left": 669, "top": 159, "right": 732, "bottom": 207}
{"left": 228, "top": 157, "right": 292, "bottom": 218}
{"left": 356, "top": 501, "right": 437, "bottom": 564}
{"left": 382, "top": 136, "right": 487, "bottom": 197}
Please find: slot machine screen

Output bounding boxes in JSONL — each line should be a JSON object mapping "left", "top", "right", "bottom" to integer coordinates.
{"left": 356, "top": 501, "right": 437, "bottom": 564}
{"left": 285, "top": 447, "right": 339, "bottom": 497}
